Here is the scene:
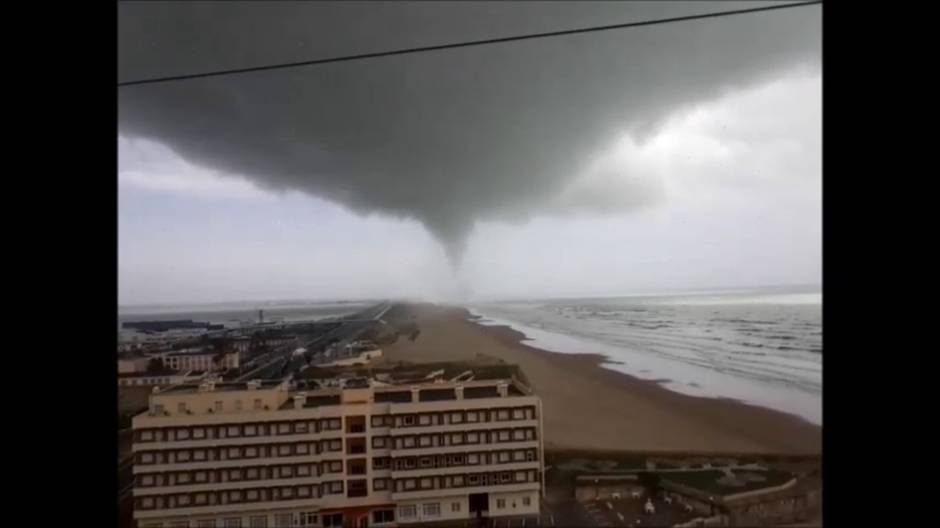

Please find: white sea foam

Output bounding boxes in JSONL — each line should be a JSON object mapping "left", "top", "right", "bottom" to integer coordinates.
{"left": 467, "top": 291, "right": 822, "bottom": 425}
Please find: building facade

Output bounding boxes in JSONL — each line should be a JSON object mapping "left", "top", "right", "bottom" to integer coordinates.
{"left": 161, "top": 350, "right": 241, "bottom": 372}
{"left": 132, "top": 376, "right": 544, "bottom": 528}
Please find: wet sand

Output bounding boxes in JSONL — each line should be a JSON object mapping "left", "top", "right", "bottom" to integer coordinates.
{"left": 380, "top": 303, "right": 821, "bottom": 455}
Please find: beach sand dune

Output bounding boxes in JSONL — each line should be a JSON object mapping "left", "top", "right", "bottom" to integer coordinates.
{"left": 379, "top": 303, "right": 821, "bottom": 455}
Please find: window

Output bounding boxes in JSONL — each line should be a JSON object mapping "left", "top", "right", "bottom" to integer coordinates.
{"left": 330, "top": 440, "right": 342, "bottom": 451}
{"left": 419, "top": 414, "right": 431, "bottom": 425}
{"left": 373, "top": 457, "right": 389, "bottom": 469}
{"left": 467, "top": 411, "right": 478, "bottom": 422}
{"left": 298, "top": 486, "right": 310, "bottom": 497}
{"left": 404, "top": 458, "right": 416, "bottom": 469}
{"left": 403, "top": 436, "right": 415, "bottom": 448}
{"left": 467, "top": 432, "right": 479, "bottom": 443}
{"left": 515, "top": 471, "right": 527, "bottom": 482}
{"left": 513, "top": 429, "right": 526, "bottom": 441}
{"left": 178, "top": 473, "right": 191, "bottom": 484}
{"left": 526, "top": 429, "right": 535, "bottom": 440}
{"left": 526, "top": 450, "right": 536, "bottom": 461}
{"left": 278, "top": 423, "right": 290, "bottom": 434}
{"left": 372, "top": 437, "right": 387, "bottom": 449}
{"left": 498, "top": 431, "right": 510, "bottom": 441}
{"left": 399, "top": 505, "right": 416, "bottom": 519}
{"left": 278, "top": 445, "right": 291, "bottom": 456}
{"left": 468, "top": 474, "right": 481, "bottom": 486}
{"left": 178, "top": 495, "right": 191, "bottom": 506}
{"left": 404, "top": 479, "right": 416, "bottom": 490}
{"left": 373, "top": 510, "right": 395, "bottom": 524}
{"left": 247, "top": 490, "right": 259, "bottom": 501}
{"left": 403, "top": 415, "right": 415, "bottom": 426}
{"left": 499, "top": 472, "right": 512, "bottom": 483}
{"left": 229, "top": 469, "right": 242, "bottom": 481}
{"left": 194, "top": 493, "right": 207, "bottom": 505}
{"left": 249, "top": 516, "right": 268, "bottom": 528}
{"left": 497, "top": 499, "right": 506, "bottom": 509}
{"left": 423, "top": 503, "right": 441, "bottom": 517}
{"left": 452, "top": 502, "right": 461, "bottom": 512}
{"left": 513, "top": 408, "right": 525, "bottom": 420}
{"left": 140, "top": 475, "right": 154, "bottom": 486}
{"left": 140, "top": 453, "right": 153, "bottom": 464}
{"left": 451, "top": 433, "right": 463, "bottom": 445}
{"left": 234, "top": 400, "right": 243, "bottom": 411}
{"left": 296, "top": 443, "right": 309, "bottom": 455}
{"left": 299, "top": 512, "right": 317, "bottom": 527}
{"left": 177, "top": 450, "right": 191, "bottom": 462}
{"left": 468, "top": 454, "right": 480, "bottom": 465}
{"left": 523, "top": 496, "right": 532, "bottom": 507}
{"left": 323, "top": 513, "right": 344, "bottom": 528}
{"left": 282, "top": 487, "right": 293, "bottom": 499}
{"left": 140, "top": 497, "right": 154, "bottom": 509}
{"left": 228, "top": 447, "right": 241, "bottom": 459}
{"left": 228, "top": 426, "right": 241, "bottom": 437}
{"left": 253, "top": 399, "right": 263, "bottom": 410}
{"left": 177, "top": 403, "right": 187, "bottom": 414}
{"left": 140, "top": 430, "right": 154, "bottom": 441}
{"left": 197, "top": 521, "right": 215, "bottom": 528}
{"left": 297, "top": 465, "right": 310, "bottom": 476}
{"left": 329, "top": 418, "right": 342, "bottom": 430}
{"left": 419, "top": 436, "right": 432, "bottom": 447}
{"left": 374, "top": 478, "right": 387, "bottom": 490}
{"left": 275, "top": 514, "right": 292, "bottom": 528}
{"left": 170, "top": 523, "right": 189, "bottom": 528}
{"left": 330, "top": 481, "right": 343, "bottom": 494}
{"left": 371, "top": 415, "right": 388, "bottom": 428}
{"left": 280, "top": 466, "right": 294, "bottom": 478}
{"left": 450, "top": 412, "right": 463, "bottom": 424}
{"left": 330, "top": 461, "right": 343, "bottom": 472}
{"left": 497, "top": 410, "right": 509, "bottom": 420}
{"left": 294, "top": 422, "right": 308, "bottom": 433}
{"left": 453, "top": 475, "right": 464, "bottom": 486}
{"left": 194, "top": 449, "right": 206, "bottom": 461}
{"left": 420, "top": 477, "right": 432, "bottom": 489}
{"left": 513, "top": 451, "right": 526, "bottom": 462}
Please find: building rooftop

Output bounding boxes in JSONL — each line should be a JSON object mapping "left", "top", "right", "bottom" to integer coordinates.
{"left": 157, "top": 379, "right": 284, "bottom": 395}
{"left": 117, "top": 369, "right": 179, "bottom": 378}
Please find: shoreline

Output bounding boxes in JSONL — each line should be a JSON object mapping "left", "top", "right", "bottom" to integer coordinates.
{"left": 381, "top": 303, "right": 821, "bottom": 455}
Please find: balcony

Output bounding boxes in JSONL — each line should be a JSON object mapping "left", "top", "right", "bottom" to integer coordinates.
{"left": 347, "top": 479, "right": 368, "bottom": 498}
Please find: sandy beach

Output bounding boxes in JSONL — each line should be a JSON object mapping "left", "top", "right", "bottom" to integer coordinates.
{"left": 379, "top": 303, "right": 821, "bottom": 455}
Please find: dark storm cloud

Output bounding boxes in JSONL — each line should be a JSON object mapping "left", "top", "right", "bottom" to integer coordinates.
{"left": 118, "top": 1, "right": 820, "bottom": 263}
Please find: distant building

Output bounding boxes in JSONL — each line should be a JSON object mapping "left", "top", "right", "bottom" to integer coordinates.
{"left": 131, "top": 374, "right": 544, "bottom": 528}
{"left": 118, "top": 370, "right": 203, "bottom": 387}
{"left": 160, "top": 349, "right": 240, "bottom": 372}
{"left": 119, "top": 356, "right": 152, "bottom": 374}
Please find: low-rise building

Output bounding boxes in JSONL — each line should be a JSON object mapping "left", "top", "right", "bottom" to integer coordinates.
{"left": 132, "top": 373, "right": 544, "bottom": 528}
{"left": 161, "top": 349, "right": 241, "bottom": 372}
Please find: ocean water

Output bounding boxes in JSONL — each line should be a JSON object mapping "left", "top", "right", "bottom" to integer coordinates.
{"left": 468, "top": 288, "right": 822, "bottom": 425}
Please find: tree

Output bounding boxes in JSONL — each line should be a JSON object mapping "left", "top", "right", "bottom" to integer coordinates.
{"left": 146, "top": 357, "right": 165, "bottom": 373}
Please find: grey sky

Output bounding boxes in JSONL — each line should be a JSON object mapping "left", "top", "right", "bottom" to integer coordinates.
{"left": 118, "top": 2, "right": 821, "bottom": 305}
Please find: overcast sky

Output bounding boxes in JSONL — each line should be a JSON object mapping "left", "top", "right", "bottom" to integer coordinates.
{"left": 118, "top": 1, "right": 821, "bottom": 306}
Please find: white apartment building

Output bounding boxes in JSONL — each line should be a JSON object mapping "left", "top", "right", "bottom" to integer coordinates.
{"left": 161, "top": 350, "right": 241, "bottom": 372}
{"left": 132, "top": 374, "right": 544, "bottom": 528}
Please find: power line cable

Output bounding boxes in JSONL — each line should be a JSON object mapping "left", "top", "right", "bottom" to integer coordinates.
{"left": 118, "top": 1, "right": 821, "bottom": 87}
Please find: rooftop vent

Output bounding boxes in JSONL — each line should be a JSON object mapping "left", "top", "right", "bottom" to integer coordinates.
{"left": 293, "top": 392, "right": 308, "bottom": 410}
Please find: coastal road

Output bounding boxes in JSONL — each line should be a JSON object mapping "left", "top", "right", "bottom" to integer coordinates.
{"left": 236, "top": 302, "right": 388, "bottom": 381}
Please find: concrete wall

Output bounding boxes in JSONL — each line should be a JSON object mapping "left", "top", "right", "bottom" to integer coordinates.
{"left": 490, "top": 490, "right": 540, "bottom": 517}
{"left": 397, "top": 493, "right": 469, "bottom": 524}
